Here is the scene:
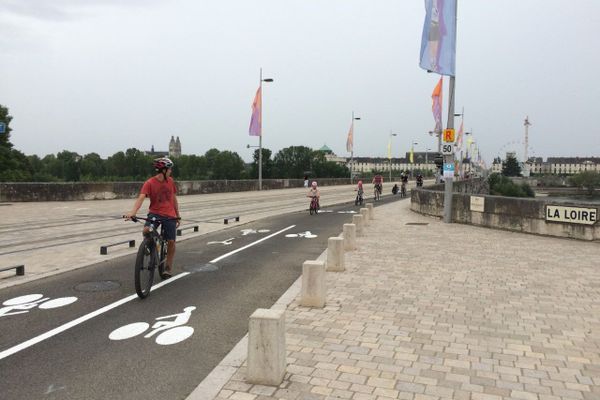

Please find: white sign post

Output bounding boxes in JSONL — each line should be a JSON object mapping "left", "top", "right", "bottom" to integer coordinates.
{"left": 441, "top": 143, "right": 454, "bottom": 155}
{"left": 545, "top": 205, "right": 598, "bottom": 225}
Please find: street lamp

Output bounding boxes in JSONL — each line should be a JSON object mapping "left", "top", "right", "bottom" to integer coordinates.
{"left": 257, "top": 68, "right": 273, "bottom": 191}
{"left": 389, "top": 133, "right": 397, "bottom": 182}
{"left": 349, "top": 112, "right": 361, "bottom": 182}
{"left": 410, "top": 141, "right": 418, "bottom": 177}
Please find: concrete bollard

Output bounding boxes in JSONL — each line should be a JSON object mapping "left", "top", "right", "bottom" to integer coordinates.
{"left": 300, "top": 260, "right": 326, "bottom": 307}
{"left": 326, "top": 237, "right": 345, "bottom": 272}
{"left": 352, "top": 214, "right": 364, "bottom": 237}
{"left": 360, "top": 208, "right": 370, "bottom": 226}
{"left": 343, "top": 223, "right": 357, "bottom": 251}
{"left": 247, "top": 308, "right": 286, "bottom": 386}
{"left": 366, "top": 203, "right": 374, "bottom": 220}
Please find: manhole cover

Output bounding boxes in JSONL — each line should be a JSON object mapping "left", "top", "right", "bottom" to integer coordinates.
{"left": 184, "top": 263, "right": 219, "bottom": 273}
{"left": 75, "top": 280, "right": 121, "bottom": 292}
{"left": 405, "top": 222, "right": 429, "bottom": 226}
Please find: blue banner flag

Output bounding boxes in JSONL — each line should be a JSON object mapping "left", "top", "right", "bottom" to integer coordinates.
{"left": 419, "top": 0, "right": 457, "bottom": 76}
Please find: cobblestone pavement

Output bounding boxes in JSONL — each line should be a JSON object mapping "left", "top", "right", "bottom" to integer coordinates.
{"left": 211, "top": 199, "right": 600, "bottom": 400}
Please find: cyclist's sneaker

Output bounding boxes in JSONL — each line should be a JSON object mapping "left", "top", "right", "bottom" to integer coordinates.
{"left": 161, "top": 271, "right": 172, "bottom": 280}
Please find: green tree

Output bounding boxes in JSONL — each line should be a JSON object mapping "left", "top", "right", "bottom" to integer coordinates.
{"left": 174, "top": 154, "right": 208, "bottom": 180}
{"left": 0, "top": 104, "right": 33, "bottom": 182}
{"left": 250, "top": 148, "right": 274, "bottom": 179}
{"left": 488, "top": 173, "right": 534, "bottom": 198}
{"left": 80, "top": 153, "right": 105, "bottom": 181}
{"left": 502, "top": 154, "right": 522, "bottom": 177}
{"left": 212, "top": 151, "right": 245, "bottom": 179}
{"left": 569, "top": 171, "right": 600, "bottom": 196}
{"left": 273, "top": 146, "right": 314, "bottom": 178}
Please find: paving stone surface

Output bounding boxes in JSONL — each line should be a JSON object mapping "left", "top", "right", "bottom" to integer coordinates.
{"left": 213, "top": 199, "right": 600, "bottom": 400}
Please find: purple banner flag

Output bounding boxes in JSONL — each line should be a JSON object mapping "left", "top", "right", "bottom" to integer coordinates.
{"left": 419, "top": 0, "right": 457, "bottom": 76}
{"left": 249, "top": 87, "right": 262, "bottom": 136}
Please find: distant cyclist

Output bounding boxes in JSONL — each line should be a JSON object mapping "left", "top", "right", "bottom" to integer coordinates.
{"left": 307, "top": 181, "right": 320, "bottom": 209}
{"left": 125, "top": 157, "right": 181, "bottom": 279}
{"left": 400, "top": 172, "right": 409, "bottom": 197}
{"left": 355, "top": 180, "right": 364, "bottom": 205}
{"left": 372, "top": 174, "right": 383, "bottom": 195}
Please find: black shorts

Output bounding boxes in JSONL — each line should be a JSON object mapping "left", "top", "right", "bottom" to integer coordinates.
{"left": 145, "top": 213, "right": 177, "bottom": 241}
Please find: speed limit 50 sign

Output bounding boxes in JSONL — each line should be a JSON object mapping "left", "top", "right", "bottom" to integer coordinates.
{"left": 441, "top": 143, "right": 454, "bottom": 155}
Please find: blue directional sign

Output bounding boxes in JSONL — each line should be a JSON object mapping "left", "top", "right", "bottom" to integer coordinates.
{"left": 443, "top": 163, "right": 455, "bottom": 178}
{"left": 0, "top": 122, "right": 5, "bottom": 134}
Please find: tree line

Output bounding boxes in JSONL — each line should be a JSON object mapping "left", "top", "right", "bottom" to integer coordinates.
{"left": 0, "top": 105, "right": 349, "bottom": 182}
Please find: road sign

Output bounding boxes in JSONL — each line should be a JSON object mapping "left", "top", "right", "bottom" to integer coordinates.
{"left": 441, "top": 143, "right": 454, "bottom": 155}
{"left": 443, "top": 128, "right": 455, "bottom": 142}
{"left": 0, "top": 122, "right": 5, "bottom": 134}
{"left": 443, "top": 163, "right": 455, "bottom": 178}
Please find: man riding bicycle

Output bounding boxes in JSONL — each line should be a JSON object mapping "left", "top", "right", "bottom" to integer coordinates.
{"left": 125, "top": 157, "right": 180, "bottom": 279}
{"left": 372, "top": 174, "right": 383, "bottom": 195}
{"left": 400, "top": 172, "right": 409, "bottom": 196}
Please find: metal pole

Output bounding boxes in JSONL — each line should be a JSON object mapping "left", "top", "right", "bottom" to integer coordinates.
{"left": 350, "top": 111, "right": 354, "bottom": 183}
{"left": 258, "top": 68, "right": 263, "bottom": 191}
{"left": 443, "top": 77, "right": 455, "bottom": 223}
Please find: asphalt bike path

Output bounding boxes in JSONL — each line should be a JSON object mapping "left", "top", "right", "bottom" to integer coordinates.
{"left": 0, "top": 195, "right": 401, "bottom": 400}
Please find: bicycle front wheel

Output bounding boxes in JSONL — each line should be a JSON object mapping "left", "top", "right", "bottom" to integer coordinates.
{"left": 135, "top": 239, "right": 157, "bottom": 299}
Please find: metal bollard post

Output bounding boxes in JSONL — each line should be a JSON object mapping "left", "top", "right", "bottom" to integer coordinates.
{"left": 366, "top": 203, "right": 374, "bottom": 220}
{"left": 301, "top": 260, "right": 326, "bottom": 307}
{"left": 247, "top": 308, "right": 286, "bottom": 386}
{"left": 352, "top": 214, "right": 364, "bottom": 237}
{"left": 360, "top": 208, "right": 369, "bottom": 226}
{"left": 343, "top": 223, "right": 356, "bottom": 251}
{"left": 326, "top": 237, "right": 345, "bottom": 272}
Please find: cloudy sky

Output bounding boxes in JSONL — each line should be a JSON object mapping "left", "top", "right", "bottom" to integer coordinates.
{"left": 1, "top": 0, "right": 599, "bottom": 164}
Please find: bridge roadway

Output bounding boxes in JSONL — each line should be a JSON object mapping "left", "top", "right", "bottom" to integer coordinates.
{"left": 0, "top": 183, "right": 405, "bottom": 400}
{"left": 0, "top": 182, "right": 405, "bottom": 290}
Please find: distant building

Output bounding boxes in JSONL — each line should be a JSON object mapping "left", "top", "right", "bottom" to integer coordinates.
{"left": 144, "top": 136, "right": 182, "bottom": 158}
{"left": 491, "top": 154, "right": 600, "bottom": 175}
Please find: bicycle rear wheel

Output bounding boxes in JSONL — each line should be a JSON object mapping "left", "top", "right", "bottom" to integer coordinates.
{"left": 158, "top": 240, "right": 167, "bottom": 278}
{"left": 135, "top": 238, "right": 157, "bottom": 299}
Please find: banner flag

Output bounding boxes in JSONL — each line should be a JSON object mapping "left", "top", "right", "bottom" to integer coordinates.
{"left": 455, "top": 119, "right": 464, "bottom": 150}
{"left": 346, "top": 123, "right": 354, "bottom": 152}
{"left": 249, "top": 87, "right": 262, "bottom": 136}
{"left": 432, "top": 77, "right": 443, "bottom": 133}
{"left": 410, "top": 146, "right": 414, "bottom": 164}
{"left": 419, "top": 0, "right": 457, "bottom": 76}
{"left": 387, "top": 138, "right": 392, "bottom": 160}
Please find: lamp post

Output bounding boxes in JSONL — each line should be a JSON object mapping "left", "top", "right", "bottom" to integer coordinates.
{"left": 425, "top": 147, "right": 431, "bottom": 171}
{"left": 389, "top": 133, "right": 397, "bottom": 182}
{"left": 349, "top": 112, "right": 361, "bottom": 182}
{"left": 258, "top": 68, "right": 273, "bottom": 191}
{"left": 410, "top": 141, "right": 418, "bottom": 177}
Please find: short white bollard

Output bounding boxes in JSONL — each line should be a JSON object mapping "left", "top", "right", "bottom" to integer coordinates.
{"left": 366, "top": 203, "right": 374, "bottom": 220}
{"left": 247, "top": 308, "right": 286, "bottom": 386}
{"left": 352, "top": 214, "right": 364, "bottom": 237}
{"left": 343, "top": 223, "right": 356, "bottom": 251}
{"left": 301, "top": 260, "right": 326, "bottom": 307}
{"left": 326, "top": 237, "right": 345, "bottom": 272}
{"left": 360, "top": 208, "right": 369, "bottom": 226}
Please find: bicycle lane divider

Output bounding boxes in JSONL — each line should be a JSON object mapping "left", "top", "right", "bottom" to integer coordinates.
{"left": 0, "top": 224, "right": 296, "bottom": 361}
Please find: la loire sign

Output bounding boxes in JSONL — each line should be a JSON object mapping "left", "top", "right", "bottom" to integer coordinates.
{"left": 545, "top": 205, "right": 598, "bottom": 225}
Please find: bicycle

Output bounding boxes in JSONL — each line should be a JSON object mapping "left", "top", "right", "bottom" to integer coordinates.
{"left": 309, "top": 196, "right": 319, "bottom": 215}
{"left": 126, "top": 216, "right": 174, "bottom": 299}
{"left": 373, "top": 185, "right": 381, "bottom": 201}
{"left": 355, "top": 189, "right": 364, "bottom": 206}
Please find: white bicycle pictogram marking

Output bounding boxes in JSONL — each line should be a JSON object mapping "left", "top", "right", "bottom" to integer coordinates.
{"left": 109, "top": 306, "right": 196, "bottom": 346}
{"left": 285, "top": 231, "right": 318, "bottom": 239}
{"left": 0, "top": 294, "right": 78, "bottom": 318}
{"left": 337, "top": 210, "right": 358, "bottom": 214}
{"left": 207, "top": 238, "right": 235, "bottom": 245}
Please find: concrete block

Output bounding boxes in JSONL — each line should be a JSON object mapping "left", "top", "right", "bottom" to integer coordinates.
{"left": 300, "top": 260, "right": 326, "bottom": 307}
{"left": 247, "top": 308, "right": 286, "bottom": 386}
{"left": 360, "top": 208, "right": 370, "bottom": 226}
{"left": 352, "top": 214, "right": 364, "bottom": 237}
{"left": 326, "top": 237, "right": 345, "bottom": 272}
{"left": 366, "top": 203, "right": 374, "bottom": 220}
{"left": 343, "top": 223, "right": 357, "bottom": 251}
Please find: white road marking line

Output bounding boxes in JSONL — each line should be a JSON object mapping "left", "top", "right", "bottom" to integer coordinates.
{"left": 210, "top": 225, "right": 296, "bottom": 263}
{"left": 0, "top": 225, "right": 296, "bottom": 360}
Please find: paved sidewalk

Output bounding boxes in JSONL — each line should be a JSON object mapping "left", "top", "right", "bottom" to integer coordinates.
{"left": 201, "top": 199, "right": 600, "bottom": 400}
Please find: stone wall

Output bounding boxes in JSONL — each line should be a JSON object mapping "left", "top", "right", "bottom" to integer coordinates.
{"left": 0, "top": 178, "right": 351, "bottom": 202}
{"left": 411, "top": 183, "right": 600, "bottom": 241}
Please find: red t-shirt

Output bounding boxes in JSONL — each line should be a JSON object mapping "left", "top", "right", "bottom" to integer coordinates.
{"left": 140, "top": 176, "right": 178, "bottom": 218}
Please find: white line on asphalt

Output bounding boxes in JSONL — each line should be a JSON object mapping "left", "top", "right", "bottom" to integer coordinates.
{"left": 209, "top": 225, "right": 296, "bottom": 263}
{"left": 0, "top": 225, "right": 296, "bottom": 361}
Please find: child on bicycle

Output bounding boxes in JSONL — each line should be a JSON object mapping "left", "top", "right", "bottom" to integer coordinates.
{"left": 125, "top": 157, "right": 181, "bottom": 279}
{"left": 307, "top": 181, "right": 320, "bottom": 209}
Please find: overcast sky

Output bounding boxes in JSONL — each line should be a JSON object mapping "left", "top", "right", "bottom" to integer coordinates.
{"left": 1, "top": 0, "right": 599, "bottom": 164}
